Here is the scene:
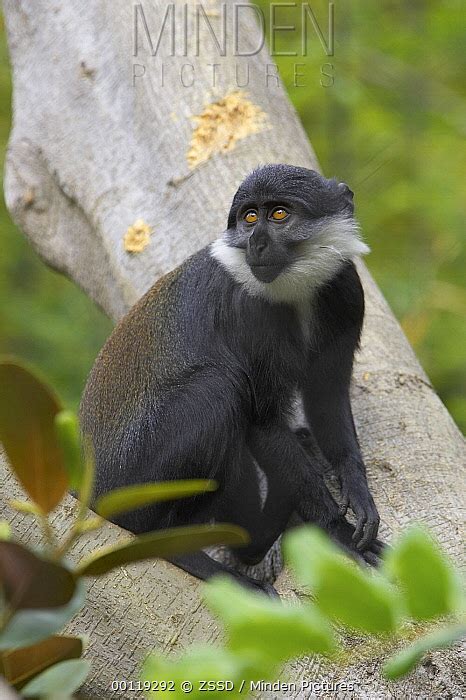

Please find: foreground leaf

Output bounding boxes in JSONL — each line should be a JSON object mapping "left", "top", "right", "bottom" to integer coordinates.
{"left": 383, "top": 526, "right": 461, "bottom": 620}
{"left": 77, "top": 438, "right": 95, "bottom": 511}
{"left": 284, "top": 525, "right": 343, "bottom": 589}
{"left": 75, "top": 516, "right": 105, "bottom": 534}
{"left": 0, "top": 581, "right": 86, "bottom": 651}
{"left": 314, "top": 558, "right": 398, "bottom": 633}
{"left": 143, "top": 645, "right": 268, "bottom": 700}
{"left": 54, "top": 410, "right": 84, "bottom": 491}
{"left": 205, "top": 577, "right": 335, "bottom": 662}
{"left": 21, "top": 658, "right": 91, "bottom": 698}
{"left": 0, "top": 635, "right": 83, "bottom": 689}
{"left": 8, "top": 500, "right": 42, "bottom": 517}
{"left": 284, "top": 526, "right": 398, "bottom": 633}
{"left": 96, "top": 480, "right": 217, "bottom": 520}
{"left": 384, "top": 623, "right": 466, "bottom": 680}
{"left": 0, "top": 541, "right": 75, "bottom": 611}
{"left": 76, "top": 524, "right": 249, "bottom": 577}
{"left": 0, "top": 521, "right": 11, "bottom": 541}
{"left": 0, "top": 360, "right": 67, "bottom": 512}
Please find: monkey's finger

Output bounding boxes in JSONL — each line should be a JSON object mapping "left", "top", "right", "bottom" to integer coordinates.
{"left": 362, "top": 550, "right": 380, "bottom": 567}
{"left": 338, "top": 498, "right": 349, "bottom": 516}
{"left": 357, "top": 518, "right": 380, "bottom": 551}
{"left": 338, "top": 483, "right": 349, "bottom": 516}
{"left": 371, "top": 539, "right": 389, "bottom": 555}
{"left": 352, "top": 515, "right": 366, "bottom": 544}
{"left": 339, "top": 543, "right": 366, "bottom": 566}
{"left": 262, "top": 583, "right": 280, "bottom": 598}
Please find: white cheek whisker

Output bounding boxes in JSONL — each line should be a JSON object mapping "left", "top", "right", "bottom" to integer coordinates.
{"left": 318, "top": 245, "right": 346, "bottom": 261}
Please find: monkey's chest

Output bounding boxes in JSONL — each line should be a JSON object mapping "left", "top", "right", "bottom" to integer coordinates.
{"left": 248, "top": 331, "right": 307, "bottom": 422}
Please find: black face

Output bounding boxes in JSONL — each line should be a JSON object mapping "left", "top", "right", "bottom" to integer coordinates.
{"left": 225, "top": 164, "right": 354, "bottom": 282}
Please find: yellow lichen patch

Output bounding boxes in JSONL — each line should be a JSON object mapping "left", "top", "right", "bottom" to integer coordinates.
{"left": 123, "top": 218, "right": 152, "bottom": 253}
{"left": 187, "top": 91, "right": 268, "bottom": 169}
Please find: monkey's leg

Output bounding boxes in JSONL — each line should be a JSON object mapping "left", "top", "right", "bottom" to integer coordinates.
{"left": 160, "top": 444, "right": 279, "bottom": 595}
{"left": 109, "top": 469, "right": 278, "bottom": 594}
{"left": 168, "top": 552, "right": 277, "bottom": 596}
{"left": 224, "top": 423, "right": 337, "bottom": 566}
{"left": 237, "top": 423, "right": 382, "bottom": 566}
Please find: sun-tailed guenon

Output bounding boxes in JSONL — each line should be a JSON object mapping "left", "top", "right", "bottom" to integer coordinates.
{"left": 80, "top": 164, "right": 383, "bottom": 595}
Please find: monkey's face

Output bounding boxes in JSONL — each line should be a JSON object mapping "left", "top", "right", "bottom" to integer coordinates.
{"left": 225, "top": 164, "right": 358, "bottom": 283}
{"left": 212, "top": 164, "right": 369, "bottom": 302}
{"left": 231, "top": 201, "right": 305, "bottom": 282}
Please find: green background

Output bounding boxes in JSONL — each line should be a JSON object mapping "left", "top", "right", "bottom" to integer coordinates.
{"left": 0, "top": 2, "right": 464, "bottom": 430}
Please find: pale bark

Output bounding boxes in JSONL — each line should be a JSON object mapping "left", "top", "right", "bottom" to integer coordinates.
{"left": 1, "top": 1, "right": 465, "bottom": 698}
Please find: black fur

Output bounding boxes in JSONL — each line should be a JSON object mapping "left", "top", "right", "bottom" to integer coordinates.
{"left": 80, "top": 165, "right": 382, "bottom": 594}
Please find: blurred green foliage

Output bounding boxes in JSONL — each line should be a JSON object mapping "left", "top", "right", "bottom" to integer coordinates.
{"left": 143, "top": 526, "right": 465, "bottom": 693}
{"left": 0, "top": 3, "right": 465, "bottom": 428}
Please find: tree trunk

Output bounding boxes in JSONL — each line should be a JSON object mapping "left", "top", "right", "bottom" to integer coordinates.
{"left": 2, "top": 1, "right": 464, "bottom": 697}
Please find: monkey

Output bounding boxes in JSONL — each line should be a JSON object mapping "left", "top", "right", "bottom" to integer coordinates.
{"left": 80, "top": 164, "right": 384, "bottom": 595}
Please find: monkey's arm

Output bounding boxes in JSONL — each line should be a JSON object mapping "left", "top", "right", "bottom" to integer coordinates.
{"left": 301, "top": 265, "right": 380, "bottom": 550}
{"left": 302, "top": 348, "right": 380, "bottom": 550}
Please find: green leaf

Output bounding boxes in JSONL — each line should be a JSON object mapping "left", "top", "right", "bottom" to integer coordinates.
{"left": 283, "top": 525, "right": 343, "bottom": 589}
{"left": 21, "top": 658, "right": 91, "bottom": 698}
{"left": 0, "top": 541, "right": 76, "bottom": 611}
{"left": 314, "top": 558, "right": 398, "bottom": 633}
{"left": 9, "top": 500, "right": 42, "bottom": 517}
{"left": 0, "top": 360, "right": 68, "bottom": 513}
{"left": 0, "top": 580, "right": 86, "bottom": 651}
{"left": 383, "top": 623, "right": 466, "bottom": 680}
{"left": 0, "top": 635, "right": 83, "bottom": 689}
{"left": 383, "top": 525, "right": 461, "bottom": 621}
{"left": 77, "top": 439, "right": 95, "bottom": 511}
{"left": 96, "top": 480, "right": 218, "bottom": 521}
{"left": 204, "top": 577, "right": 336, "bottom": 662}
{"left": 284, "top": 526, "right": 398, "bottom": 634}
{"left": 76, "top": 524, "right": 249, "bottom": 577}
{"left": 75, "top": 516, "right": 105, "bottom": 534}
{"left": 142, "top": 645, "right": 268, "bottom": 700}
{"left": 0, "top": 521, "right": 11, "bottom": 541}
{"left": 54, "top": 410, "right": 84, "bottom": 491}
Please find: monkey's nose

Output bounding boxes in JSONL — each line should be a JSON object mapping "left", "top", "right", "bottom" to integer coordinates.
{"left": 248, "top": 231, "right": 269, "bottom": 257}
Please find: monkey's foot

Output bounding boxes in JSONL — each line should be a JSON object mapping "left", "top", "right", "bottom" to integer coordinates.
{"left": 237, "top": 574, "right": 279, "bottom": 597}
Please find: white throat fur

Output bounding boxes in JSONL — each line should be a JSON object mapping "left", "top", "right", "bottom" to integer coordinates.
{"left": 210, "top": 215, "right": 369, "bottom": 304}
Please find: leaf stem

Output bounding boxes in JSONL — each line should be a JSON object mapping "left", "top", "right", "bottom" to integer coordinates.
{"left": 38, "top": 512, "right": 58, "bottom": 554}
{"left": 53, "top": 450, "right": 95, "bottom": 561}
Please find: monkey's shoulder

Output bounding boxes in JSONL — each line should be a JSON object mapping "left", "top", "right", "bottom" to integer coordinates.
{"left": 84, "top": 247, "right": 230, "bottom": 382}
{"left": 132, "top": 246, "right": 229, "bottom": 311}
{"left": 307, "top": 262, "right": 364, "bottom": 349}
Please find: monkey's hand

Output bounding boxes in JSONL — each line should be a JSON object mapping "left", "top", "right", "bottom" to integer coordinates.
{"left": 338, "top": 472, "right": 380, "bottom": 551}
{"left": 328, "top": 517, "right": 385, "bottom": 567}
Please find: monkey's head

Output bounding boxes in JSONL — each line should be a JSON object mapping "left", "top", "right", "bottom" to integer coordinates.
{"left": 211, "top": 164, "right": 369, "bottom": 301}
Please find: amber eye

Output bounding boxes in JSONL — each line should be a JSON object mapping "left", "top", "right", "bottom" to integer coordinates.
{"left": 244, "top": 210, "right": 258, "bottom": 224}
{"left": 270, "top": 207, "right": 289, "bottom": 221}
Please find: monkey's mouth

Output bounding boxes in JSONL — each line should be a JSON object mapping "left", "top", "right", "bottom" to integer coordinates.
{"left": 250, "top": 264, "right": 284, "bottom": 283}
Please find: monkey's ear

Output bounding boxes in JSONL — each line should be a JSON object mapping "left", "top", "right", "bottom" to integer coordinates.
{"left": 338, "top": 182, "right": 354, "bottom": 215}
